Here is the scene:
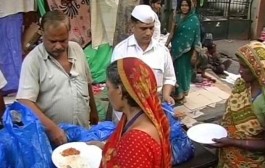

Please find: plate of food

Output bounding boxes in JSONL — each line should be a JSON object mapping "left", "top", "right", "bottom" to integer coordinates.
{"left": 52, "top": 142, "right": 102, "bottom": 168}
{"left": 187, "top": 123, "right": 227, "bottom": 144}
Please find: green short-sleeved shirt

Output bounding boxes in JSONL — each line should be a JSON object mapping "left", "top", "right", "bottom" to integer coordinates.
{"left": 253, "top": 93, "right": 265, "bottom": 127}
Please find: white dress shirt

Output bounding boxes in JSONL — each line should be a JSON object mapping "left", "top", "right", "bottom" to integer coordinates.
{"left": 111, "top": 35, "right": 176, "bottom": 92}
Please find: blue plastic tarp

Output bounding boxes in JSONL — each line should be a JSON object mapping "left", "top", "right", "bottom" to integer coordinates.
{"left": 0, "top": 13, "right": 23, "bottom": 93}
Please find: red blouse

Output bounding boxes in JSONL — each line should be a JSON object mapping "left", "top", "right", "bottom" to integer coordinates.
{"left": 112, "top": 129, "right": 162, "bottom": 168}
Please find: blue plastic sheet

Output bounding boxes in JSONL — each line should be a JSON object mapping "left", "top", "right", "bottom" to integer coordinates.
{"left": 0, "top": 142, "right": 7, "bottom": 168}
{"left": 0, "top": 13, "right": 23, "bottom": 93}
{"left": 0, "top": 102, "right": 53, "bottom": 168}
{"left": 162, "top": 103, "right": 195, "bottom": 165}
{"left": 60, "top": 121, "right": 116, "bottom": 142}
{"left": 0, "top": 128, "right": 20, "bottom": 168}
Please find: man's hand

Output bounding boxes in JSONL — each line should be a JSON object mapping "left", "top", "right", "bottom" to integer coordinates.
{"left": 47, "top": 125, "right": 67, "bottom": 146}
{"left": 163, "top": 95, "right": 175, "bottom": 105}
{"left": 165, "top": 43, "right": 171, "bottom": 49}
{"left": 88, "top": 84, "right": 98, "bottom": 125}
{"left": 90, "top": 110, "right": 99, "bottom": 125}
{"left": 18, "top": 99, "right": 68, "bottom": 146}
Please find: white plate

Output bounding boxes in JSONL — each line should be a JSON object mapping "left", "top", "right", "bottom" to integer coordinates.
{"left": 52, "top": 142, "right": 102, "bottom": 168}
{"left": 187, "top": 123, "right": 227, "bottom": 144}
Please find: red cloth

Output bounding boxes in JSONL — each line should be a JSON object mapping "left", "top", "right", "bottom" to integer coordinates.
{"left": 101, "top": 58, "right": 172, "bottom": 168}
{"left": 112, "top": 130, "right": 161, "bottom": 168}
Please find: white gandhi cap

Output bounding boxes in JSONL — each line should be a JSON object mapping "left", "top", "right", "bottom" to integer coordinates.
{"left": 131, "top": 5, "right": 155, "bottom": 24}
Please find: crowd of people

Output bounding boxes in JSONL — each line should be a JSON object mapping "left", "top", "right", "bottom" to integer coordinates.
{"left": 0, "top": 0, "right": 264, "bottom": 167}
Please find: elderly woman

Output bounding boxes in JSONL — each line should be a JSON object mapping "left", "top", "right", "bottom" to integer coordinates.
{"left": 100, "top": 57, "right": 172, "bottom": 168}
{"left": 211, "top": 41, "right": 265, "bottom": 167}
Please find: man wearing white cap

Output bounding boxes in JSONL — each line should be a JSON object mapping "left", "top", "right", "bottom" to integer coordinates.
{"left": 0, "top": 70, "right": 7, "bottom": 117}
{"left": 111, "top": 5, "right": 176, "bottom": 104}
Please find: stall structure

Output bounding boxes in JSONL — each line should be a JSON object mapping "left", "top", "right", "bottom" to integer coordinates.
{"left": 199, "top": 0, "right": 253, "bottom": 40}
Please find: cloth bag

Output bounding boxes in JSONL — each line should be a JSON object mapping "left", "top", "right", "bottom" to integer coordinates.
{"left": 162, "top": 103, "right": 195, "bottom": 165}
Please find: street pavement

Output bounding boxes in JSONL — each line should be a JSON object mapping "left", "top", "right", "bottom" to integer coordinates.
{"left": 215, "top": 39, "right": 250, "bottom": 74}
{"left": 196, "top": 39, "right": 249, "bottom": 123}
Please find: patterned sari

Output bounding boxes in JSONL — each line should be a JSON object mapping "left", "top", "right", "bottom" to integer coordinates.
{"left": 47, "top": 0, "right": 91, "bottom": 48}
{"left": 171, "top": 10, "right": 201, "bottom": 98}
{"left": 101, "top": 58, "right": 172, "bottom": 168}
{"left": 219, "top": 42, "right": 265, "bottom": 168}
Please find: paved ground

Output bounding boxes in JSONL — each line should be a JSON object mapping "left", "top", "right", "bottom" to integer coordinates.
{"left": 215, "top": 39, "right": 250, "bottom": 74}
{"left": 196, "top": 39, "right": 249, "bottom": 123}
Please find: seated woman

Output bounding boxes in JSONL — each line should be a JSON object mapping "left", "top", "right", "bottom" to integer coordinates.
{"left": 210, "top": 41, "right": 265, "bottom": 167}
{"left": 100, "top": 57, "right": 172, "bottom": 167}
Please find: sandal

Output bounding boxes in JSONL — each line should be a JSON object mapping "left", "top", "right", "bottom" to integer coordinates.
{"left": 173, "top": 96, "right": 186, "bottom": 105}
{"left": 176, "top": 98, "right": 186, "bottom": 105}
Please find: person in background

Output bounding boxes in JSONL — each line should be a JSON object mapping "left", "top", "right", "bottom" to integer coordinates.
{"left": 150, "top": 0, "right": 162, "bottom": 15}
{"left": 16, "top": 10, "right": 98, "bottom": 146}
{"left": 100, "top": 57, "right": 172, "bottom": 168}
{"left": 149, "top": 0, "right": 162, "bottom": 41}
{"left": 210, "top": 41, "right": 265, "bottom": 167}
{"left": 205, "top": 42, "right": 232, "bottom": 76}
{"left": 191, "top": 46, "right": 216, "bottom": 83}
{"left": 191, "top": 0, "right": 206, "bottom": 42}
{"left": 112, "top": 5, "right": 176, "bottom": 105}
{"left": 165, "top": 0, "right": 201, "bottom": 104}
{"left": 0, "top": 70, "right": 7, "bottom": 117}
